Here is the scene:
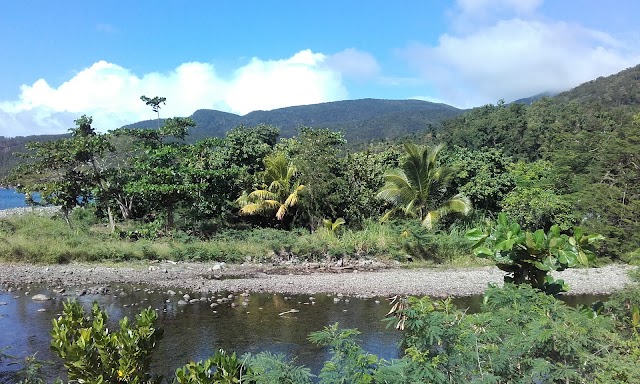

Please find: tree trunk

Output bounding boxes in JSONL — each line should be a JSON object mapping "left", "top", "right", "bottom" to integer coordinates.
{"left": 107, "top": 205, "right": 116, "bottom": 233}
{"left": 166, "top": 204, "right": 174, "bottom": 229}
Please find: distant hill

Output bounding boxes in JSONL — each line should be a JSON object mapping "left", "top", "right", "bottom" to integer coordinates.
{"left": 0, "top": 98, "right": 462, "bottom": 177}
{"left": 511, "top": 92, "right": 557, "bottom": 105}
{"left": 0, "top": 133, "right": 69, "bottom": 180}
{"left": 123, "top": 98, "right": 464, "bottom": 143}
{"left": 553, "top": 64, "right": 640, "bottom": 107}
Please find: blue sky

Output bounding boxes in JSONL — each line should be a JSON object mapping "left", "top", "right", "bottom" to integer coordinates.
{"left": 1, "top": 0, "right": 639, "bottom": 137}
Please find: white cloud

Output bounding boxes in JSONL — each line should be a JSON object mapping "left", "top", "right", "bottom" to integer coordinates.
{"left": 324, "top": 48, "right": 381, "bottom": 80}
{"left": 456, "top": 0, "right": 542, "bottom": 16}
{"left": 403, "top": 9, "right": 640, "bottom": 107}
{"left": 0, "top": 50, "right": 348, "bottom": 137}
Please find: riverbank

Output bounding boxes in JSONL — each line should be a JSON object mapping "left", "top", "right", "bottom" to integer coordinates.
{"left": 0, "top": 261, "right": 633, "bottom": 298}
{"left": 0, "top": 206, "right": 60, "bottom": 219}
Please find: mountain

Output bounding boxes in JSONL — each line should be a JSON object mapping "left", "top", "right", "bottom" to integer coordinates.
{"left": 123, "top": 98, "right": 464, "bottom": 143}
{"left": 510, "top": 92, "right": 558, "bottom": 105}
{"left": 553, "top": 64, "right": 640, "bottom": 107}
{"left": 0, "top": 133, "right": 69, "bottom": 180}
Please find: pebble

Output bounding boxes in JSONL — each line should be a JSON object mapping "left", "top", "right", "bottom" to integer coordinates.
{"left": 31, "top": 294, "right": 51, "bottom": 301}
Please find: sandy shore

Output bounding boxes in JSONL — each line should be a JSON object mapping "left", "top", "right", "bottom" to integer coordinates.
{"left": 0, "top": 261, "right": 634, "bottom": 298}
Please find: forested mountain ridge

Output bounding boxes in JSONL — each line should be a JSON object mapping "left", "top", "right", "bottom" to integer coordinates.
{"left": 122, "top": 98, "right": 463, "bottom": 142}
{"left": 439, "top": 62, "right": 640, "bottom": 257}
{"left": 554, "top": 63, "right": 640, "bottom": 106}
{"left": 0, "top": 99, "right": 462, "bottom": 177}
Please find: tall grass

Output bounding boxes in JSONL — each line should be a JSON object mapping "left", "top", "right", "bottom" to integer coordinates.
{"left": 0, "top": 212, "right": 479, "bottom": 265}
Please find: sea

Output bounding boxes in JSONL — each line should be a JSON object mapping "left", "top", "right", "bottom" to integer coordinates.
{"left": 0, "top": 188, "right": 30, "bottom": 210}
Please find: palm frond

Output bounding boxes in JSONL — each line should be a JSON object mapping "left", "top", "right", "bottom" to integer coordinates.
{"left": 248, "top": 189, "right": 277, "bottom": 201}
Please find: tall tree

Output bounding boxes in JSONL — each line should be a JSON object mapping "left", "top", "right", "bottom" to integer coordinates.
{"left": 118, "top": 117, "right": 196, "bottom": 230}
{"left": 140, "top": 95, "right": 167, "bottom": 129}
{"left": 377, "top": 143, "right": 472, "bottom": 229}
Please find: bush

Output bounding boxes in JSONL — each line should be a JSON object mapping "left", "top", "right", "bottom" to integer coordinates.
{"left": 50, "top": 300, "right": 164, "bottom": 384}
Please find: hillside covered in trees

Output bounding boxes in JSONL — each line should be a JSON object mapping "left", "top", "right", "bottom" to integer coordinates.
{"left": 0, "top": 98, "right": 461, "bottom": 178}
{"left": 438, "top": 63, "right": 640, "bottom": 257}
{"left": 123, "top": 98, "right": 463, "bottom": 142}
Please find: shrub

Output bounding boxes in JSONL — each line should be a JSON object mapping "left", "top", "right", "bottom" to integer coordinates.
{"left": 50, "top": 300, "right": 164, "bottom": 384}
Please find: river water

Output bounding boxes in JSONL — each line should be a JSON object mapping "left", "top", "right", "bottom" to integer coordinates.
{"left": 0, "top": 282, "right": 607, "bottom": 382}
{"left": 0, "top": 283, "right": 403, "bottom": 382}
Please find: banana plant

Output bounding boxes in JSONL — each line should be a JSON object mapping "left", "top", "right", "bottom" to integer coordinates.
{"left": 322, "top": 217, "right": 346, "bottom": 236}
{"left": 466, "top": 213, "right": 603, "bottom": 294}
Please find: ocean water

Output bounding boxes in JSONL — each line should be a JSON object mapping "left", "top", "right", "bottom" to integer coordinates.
{"left": 0, "top": 188, "right": 29, "bottom": 210}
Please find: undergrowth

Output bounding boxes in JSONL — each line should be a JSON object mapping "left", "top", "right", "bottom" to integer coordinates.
{"left": 0, "top": 213, "right": 478, "bottom": 265}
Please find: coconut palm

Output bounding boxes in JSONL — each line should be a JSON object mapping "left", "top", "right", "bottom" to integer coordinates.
{"left": 237, "top": 152, "right": 305, "bottom": 220}
{"left": 376, "top": 143, "right": 471, "bottom": 229}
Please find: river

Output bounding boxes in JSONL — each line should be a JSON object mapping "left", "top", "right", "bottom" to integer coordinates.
{"left": 0, "top": 282, "right": 607, "bottom": 383}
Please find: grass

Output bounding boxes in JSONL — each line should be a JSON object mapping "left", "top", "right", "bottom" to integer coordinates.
{"left": 0, "top": 211, "right": 481, "bottom": 265}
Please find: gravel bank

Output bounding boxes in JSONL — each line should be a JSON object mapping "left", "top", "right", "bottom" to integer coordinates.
{"left": 0, "top": 262, "right": 633, "bottom": 298}
{"left": 0, "top": 206, "right": 61, "bottom": 219}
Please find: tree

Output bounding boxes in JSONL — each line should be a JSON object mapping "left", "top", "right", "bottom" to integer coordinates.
{"left": 237, "top": 152, "right": 305, "bottom": 223}
{"left": 376, "top": 143, "right": 472, "bottom": 229}
{"left": 119, "top": 117, "right": 197, "bottom": 230}
{"left": 7, "top": 115, "right": 115, "bottom": 226}
{"left": 140, "top": 95, "right": 166, "bottom": 129}
{"left": 277, "top": 127, "right": 346, "bottom": 229}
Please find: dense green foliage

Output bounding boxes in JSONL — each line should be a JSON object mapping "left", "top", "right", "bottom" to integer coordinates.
{"left": 439, "top": 66, "right": 640, "bottom": 257}
{"left": 50, "top": 301, "right": 163, "bottom": 383}
{"left": 377, "top": 143, "right": 472, "bottom": 229}
{"left": 467, "top": 213, "right": 602, "bottom": 294}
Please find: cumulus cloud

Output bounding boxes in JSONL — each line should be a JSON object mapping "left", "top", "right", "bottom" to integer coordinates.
{"left": 324, "top": 48, "right": 381, "bottom": 80}
{"left": 0, "top": 50, "right": 349, "bottom": 137}
{"left": 402, "top": 1, "right": 640, "bottom": 107}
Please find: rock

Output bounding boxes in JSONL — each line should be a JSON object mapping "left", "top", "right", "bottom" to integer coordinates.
{"left": 183, "top": 294, "right": 191, "bottom": 301}
{"left": 31, "top": 294, "right": 51, "bottom": 301}
{"left": 210, "top": 303, "right": 218, "bottom": 308}
{"left": 211, "top": 263, "right": 223, "bottom": 270}
{"left": 167, "top": 290, "right": 176, "bottom": 296}
{"left": 37, "top": 308, "right": 47, "bottom": 312}
{"left": 177, "top": 300, "right": 188, "bottom": 306}
{"left": 0, "top": 302, "right": 7, "bottom": 306}
{"left": 189, "top": 299, "right": 199, "bottom": 304}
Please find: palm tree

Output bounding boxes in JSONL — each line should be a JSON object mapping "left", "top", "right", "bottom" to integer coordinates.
{"left": 237, "top": 152, "right": 305, "bottom": 220}
{"left": 376, "top": 143, "right": 471, "bottom": 229}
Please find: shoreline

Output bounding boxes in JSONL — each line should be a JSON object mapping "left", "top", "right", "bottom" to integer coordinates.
{"left": 0, "top": 262, "right": 634, "bottom": 298}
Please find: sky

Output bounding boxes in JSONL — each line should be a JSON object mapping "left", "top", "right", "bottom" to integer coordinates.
{"left": 1, "top": 0, "right": 639, "bottom": 137}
